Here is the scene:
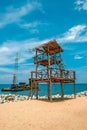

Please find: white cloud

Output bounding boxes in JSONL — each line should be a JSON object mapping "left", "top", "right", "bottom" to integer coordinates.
{"left": 74, "top": 55, "right": 83, "bottom": 59}
{"left": 0, "top": 67, "right": 13, "bottom": 73}
{"left": 57, "top": 24, "right": 87, "bottom": 43}
{"left": 19, "top": 21, "right": 40, "bottom": 33}
{"left": 19, "top": 21, "right": 48, "bottom": 33}
{"left": 0, "top": 1, "right": 43, "bottom": 28}
{"left": 20, "top": 21, "right": 41, "bottom": 28}
{"left": 30, "top": 29, "right": 39, "bottom": 34}
{"left": 19, "top": 21, "right": 48, "bottom": 29}
{"left": 75, "top": 0, "right": 87, "bottom": 11}
{"left": 0, "top": 38, "right": 51, "bottom": 65}
{"left": 0, "top": 46, "right": 9, "bottom": 52}
{"left": 0, "top": 74, "right": 12, "bottom": 78}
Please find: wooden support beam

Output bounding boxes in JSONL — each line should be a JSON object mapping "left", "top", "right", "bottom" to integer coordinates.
{"left": 73, "top": 72, "right": 76, "bottom": 98}
{"left": 49, "top": 79, "right": 52, "bottom": 101}
{"left": 59, "top": 51, "right": 63, "bottom": 70}
{"left": 47, "top": 46, "right": 52, "bottom": 101}
{"left": 47, "top": 66, "right": 50, "bottom": 99}
{"left": 30, "top": 72, "right": 33, "bottom": 99}
{"left": 36, "top": 82, "right": 38, "bottom": 99}
{"left": 36, "top": 50, "right": 38, "bottom": 99}
{"left": 60, "top": 82, "right": 64, "bottom": 99}
{"left": 48, "top": 84, "right": 50, "bottom": 100}
{"left": 50, "top": 68, "right": 52, "bottom": 101}
{"left": 74, "top": 81, "right": 76, "bottom": 98}
{"left": 30, "top": 79, "right": 33, "bottom": 99}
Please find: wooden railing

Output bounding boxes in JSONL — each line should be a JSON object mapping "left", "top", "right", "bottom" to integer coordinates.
{"left": 34, "top": 54, "right": 61, "bottom": 63}
{"left": 31, "top": 68, "right": 75, "bottom": 80}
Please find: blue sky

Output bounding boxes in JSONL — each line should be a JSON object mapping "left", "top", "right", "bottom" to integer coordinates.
{"left": 0, "top": 0, "right": 87, "bottom": 84}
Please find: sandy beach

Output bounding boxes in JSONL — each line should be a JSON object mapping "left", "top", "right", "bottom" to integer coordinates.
{"left": 0, "top": 97, "right": 87, "bottom": 130}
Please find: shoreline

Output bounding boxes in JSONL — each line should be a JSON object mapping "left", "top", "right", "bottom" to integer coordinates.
{"left": 0, "top": 91, "right": 87, "bottom": 104}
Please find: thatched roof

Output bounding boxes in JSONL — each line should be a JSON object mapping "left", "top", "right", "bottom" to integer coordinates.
{"left": 35, "top": 40, "right": 63, "bottom": 55}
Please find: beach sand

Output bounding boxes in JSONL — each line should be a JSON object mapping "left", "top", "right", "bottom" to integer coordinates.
{"left": 0, "top": 97, "right": 87, "bottom": 130}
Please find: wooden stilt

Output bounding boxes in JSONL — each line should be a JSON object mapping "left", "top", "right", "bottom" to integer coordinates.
{"left": 30, "top": 72, "right": 33, "bottom": 99}
{"left": 74, "top": 81, "right": 76, "bottom": 98}
{"left": 60, "top": 66, "right": 64, "bottom": 100}
{"left": 36, "top": 83, "right": 38, "bottom": 99}
{"left": 47, "top": 66, "right": 50, "bottom": 100}
{"left": 49, "top": 79, "right": 52, "bottom": 101}
{"left": 36, "top": 50, "right": 39, "bottom": 99}
{"left": 48, "top": 84, "right": 50, "bottom": 100}
{"left": 60, "top": 82, "right": 64, "bottom": 99}
{"left": 49, "top": 68, "right": 52, "bottom": 101}
{"left": 28, "top": 79, "right": 32, "bottom": 99}
{"left": 30, "top": 80, "right": 33, "bottom": 99}
{"left": 73, "top": 72, "right": 76, "bottom": 98}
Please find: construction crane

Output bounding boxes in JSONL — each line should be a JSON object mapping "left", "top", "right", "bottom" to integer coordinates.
{"left": 11, "top": 52, "right": 18, "bottom": 88}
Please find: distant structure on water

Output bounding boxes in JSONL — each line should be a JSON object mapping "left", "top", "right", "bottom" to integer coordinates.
{"left": 2, "top": 52, "right": 30, "bottom": 92}
{"left": 11, "top": 52, "right": 18, "bottom": 88}
{"left": 29, "top": 40, "right": 76, "bottom": 101}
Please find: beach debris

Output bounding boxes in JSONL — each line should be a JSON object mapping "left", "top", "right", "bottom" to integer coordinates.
{"left": 0, "top": 91, "right": 87, "bottom": 104}
{"left": 5, "top": 95, "right": 15, "bottom": 101}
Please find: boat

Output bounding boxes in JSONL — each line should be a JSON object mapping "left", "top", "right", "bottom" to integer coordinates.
{"left": 1, "top": 85, "right": 31, "bottom": 92}
{"left": 1, "top": 87, "right": 24, "bottom": 92}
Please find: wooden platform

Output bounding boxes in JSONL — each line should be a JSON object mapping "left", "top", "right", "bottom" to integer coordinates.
{"left": 34, "top": 59, "right": 61, "bottom": 66}
{"left": 30, "top": 77, "right": 75, "bottom": 83}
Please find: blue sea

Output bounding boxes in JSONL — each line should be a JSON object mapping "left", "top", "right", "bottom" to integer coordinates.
{"left": 0, "top": 83, "right": 87, "bottom": 96}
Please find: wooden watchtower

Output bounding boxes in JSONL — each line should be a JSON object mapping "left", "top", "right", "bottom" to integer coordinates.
{"left": 29, "top": 40, "right": 76, "bottom": 101}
